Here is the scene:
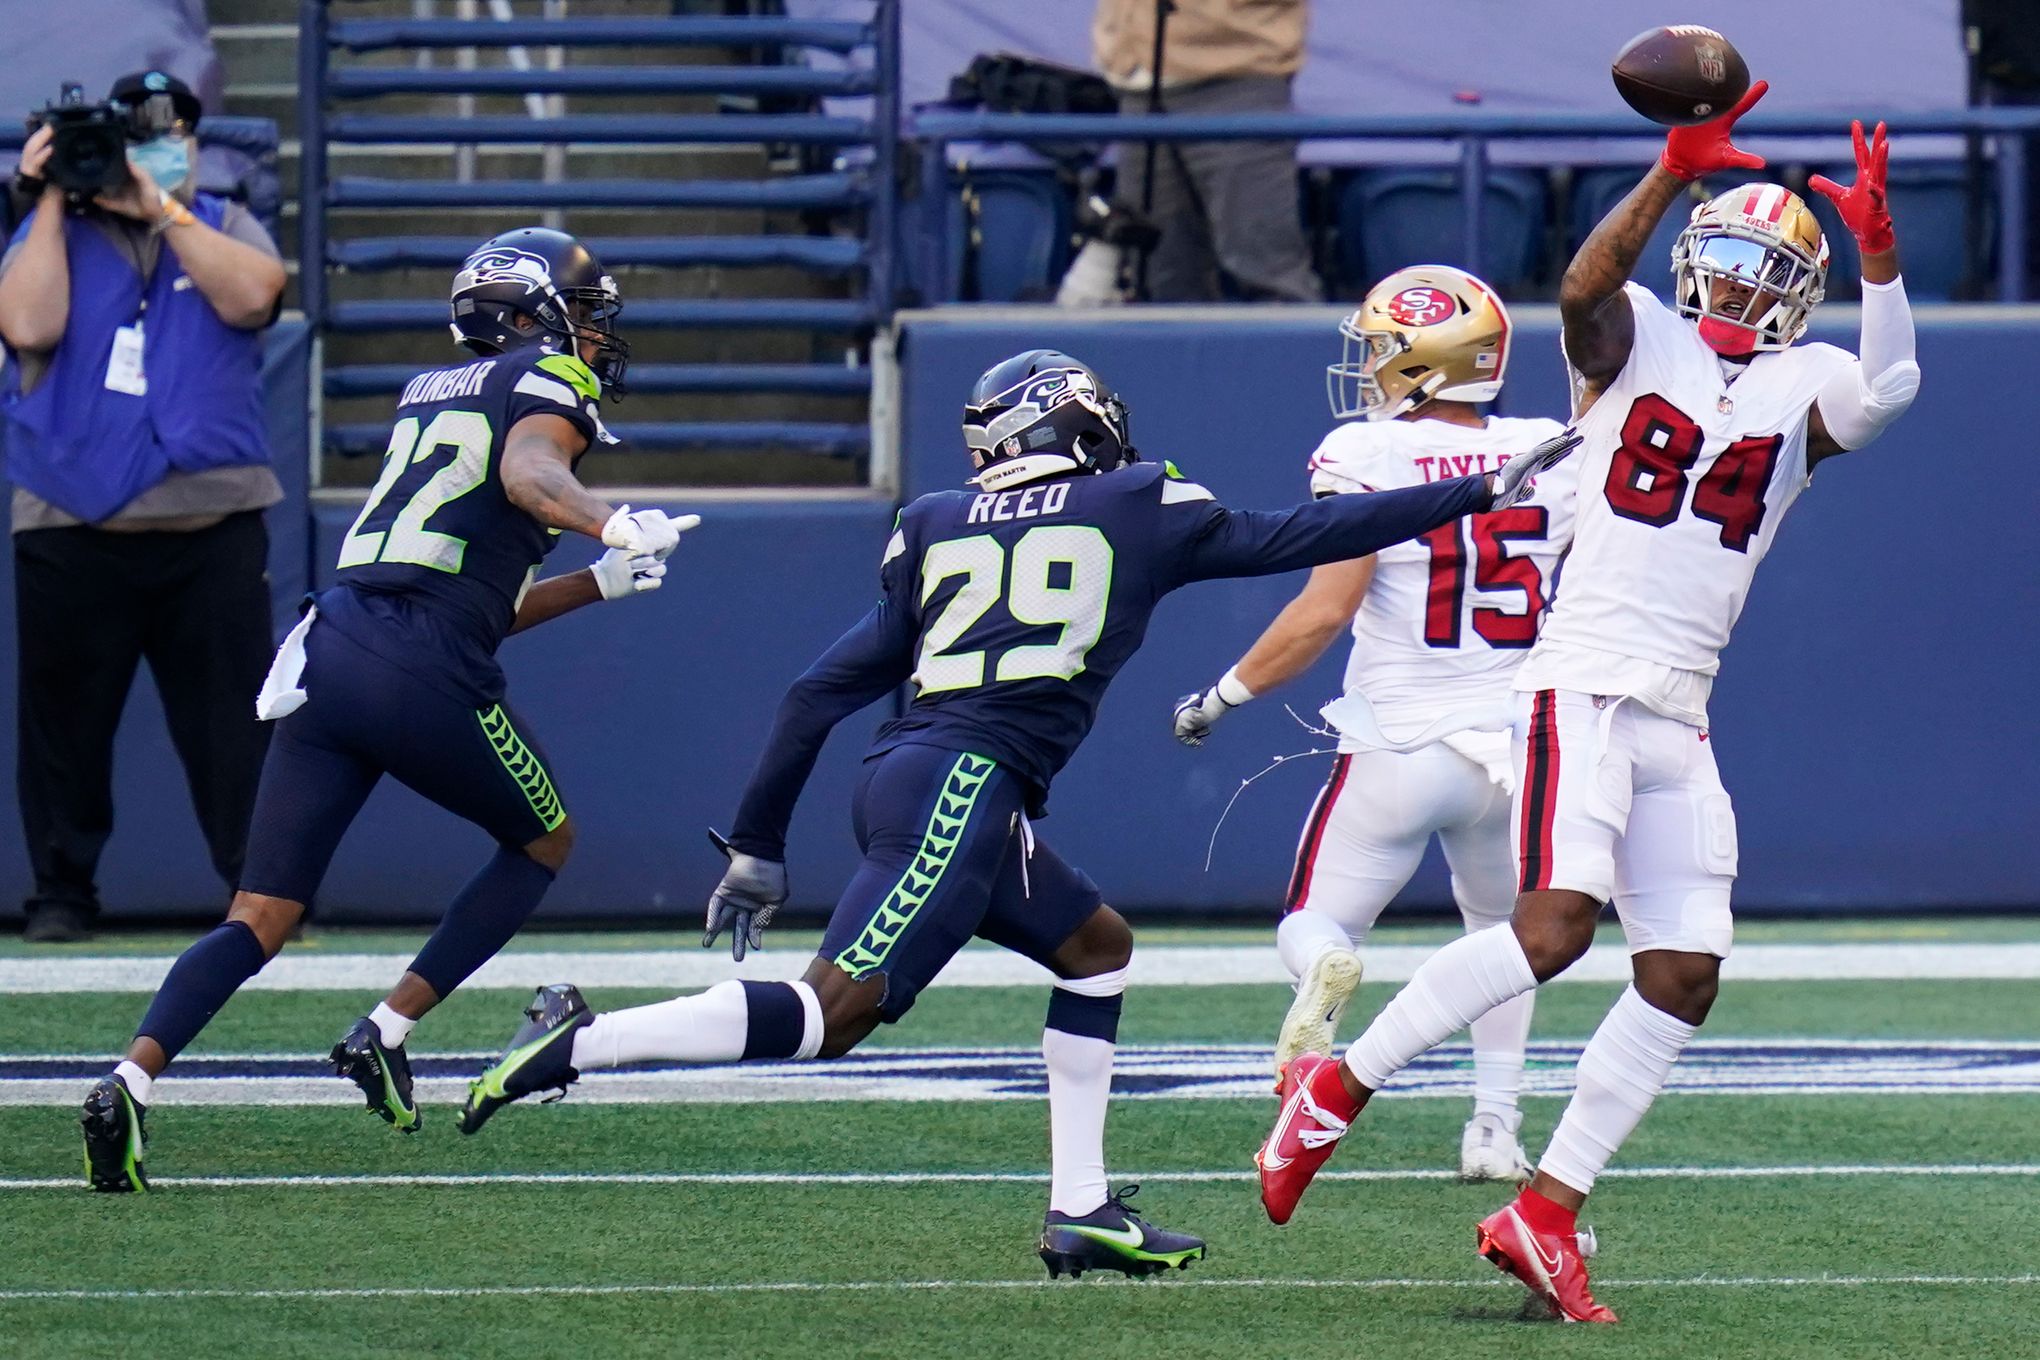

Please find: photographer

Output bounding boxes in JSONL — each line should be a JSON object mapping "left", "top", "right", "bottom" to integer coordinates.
{"left": 0, "top": 72, "right": 286, "bottom": 943}
{"left": 1093, "top": 0, "right": 1320, "bottom": 302}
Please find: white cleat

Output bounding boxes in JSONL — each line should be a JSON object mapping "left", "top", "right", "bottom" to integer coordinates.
{"left": 1273, "top": 946, "right": 1364, "bottom": 1090}
{"left": 1459, "top": 1111, "right": 1534, "bottom": 1183}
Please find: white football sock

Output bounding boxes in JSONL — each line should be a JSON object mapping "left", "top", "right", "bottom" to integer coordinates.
{"left": 1536, "top": 984, "right": 1697, "bottom": 1197}
{"left": 1276, "top": 908, "right": 1358, "bottom": 979}
{"left": 1344, "top": 924, "right": 1536, "bottom": 1091}
{"left": 113, "top": 1060, "right": 154, "bottom": 1106}
{"left": 1469, "top": 990, "right": 1533, "bottom": 1126}
{"left": 370, "top": 1002, "right": 417, "bottom": 1049}
{"left": 1044, "top": 966, "right": 1127, "bottom": 1217}
{"left": 571, "top": 979, "right": 751, "bottom": 1070}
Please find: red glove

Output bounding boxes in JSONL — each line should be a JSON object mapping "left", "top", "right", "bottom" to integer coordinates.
{"left": 1660, "top": 79, "right": 1769, "bottom": 182}
{"left": 1809, "top": 120, "right": 1895, "bottom": 255}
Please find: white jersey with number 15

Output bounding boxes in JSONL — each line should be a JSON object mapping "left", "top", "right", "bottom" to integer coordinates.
{"left": 1307, "top": 415, "right": 1579, "bottom": 736}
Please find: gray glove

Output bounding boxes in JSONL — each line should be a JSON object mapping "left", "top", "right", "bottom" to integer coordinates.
{"left": 1489, "top": 428, "right": 1582, "bottom": 510}
{"left": 1172, "top": 667, "right": 1255, "bottom": 747}
{"left": 1172, "top": 687, "right": 1235, "bottom": 747}
{"left": 703, "top": 829, "right": 787, "bottom": 962}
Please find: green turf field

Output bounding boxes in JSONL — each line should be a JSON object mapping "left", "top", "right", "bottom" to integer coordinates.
{"left": 3, "top": 920, "right": 2038, "bottom": 1358}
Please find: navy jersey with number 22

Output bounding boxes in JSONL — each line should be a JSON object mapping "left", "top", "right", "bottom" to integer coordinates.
{"left": 315, "top": 349, "right": 607, "bottom": 705}
{"left": 728, "top": 460, "right": 1492, "bottom": 857}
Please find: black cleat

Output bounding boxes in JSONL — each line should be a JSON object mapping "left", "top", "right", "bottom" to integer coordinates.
{"left": 458, "top": 984, "right": 593, "bottom": 1135}
{"left": 80, "top": 1074, "right": 150, "bottom": 1193}
{"left": 1038, "top": 1184, "right": 1206, "bottom": 1279}
{"left": 330, "top": 1017, "right": 422, "bottom": 1132}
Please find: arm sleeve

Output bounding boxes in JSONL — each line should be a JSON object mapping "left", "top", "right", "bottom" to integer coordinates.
{"left": 1166, "top": 474, "right": 1492, "bottom": 588}
{"left": 725, "top": 518, "right": 920, "bottom": 858}
{"left": 1813, "top": 275, "right": 1920, "bottom": 451}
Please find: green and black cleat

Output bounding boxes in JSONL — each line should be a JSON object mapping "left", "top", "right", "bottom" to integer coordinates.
{"left": 330, "top": 1017, "right": 422, "bottom": 1132}
{"left": 80, "top": 1074, "right": 150, "bottom": 1193}
{"left": 458, "top": 983, "right": 593, "bottom": 1135}
{"left": 1039, "top": 1184, "right": 1206, "bottom": 1279}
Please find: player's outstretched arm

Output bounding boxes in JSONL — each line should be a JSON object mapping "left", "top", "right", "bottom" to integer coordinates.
{"left": 1563, "top": 80, "right": 1770, "bottom": 400}
{"left": 1807, "top": 120, "right": 1919, "bottom": 466}
{"left": 1172, "top": 558, "right": 1374, "bottom": 747}
{"left": 723, "top": 601, "right": 917, "bottom": 865}
{"left": 1171, "top": 474, "right": 1490, "bottom": 587}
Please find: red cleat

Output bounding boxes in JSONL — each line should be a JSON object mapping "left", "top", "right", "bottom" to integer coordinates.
{"left": 1255, "top": 1052, "right": 1356, "bottom": 1224}
{"left": 1476, "top": 1199, "right": 1618, "bottom": 1324}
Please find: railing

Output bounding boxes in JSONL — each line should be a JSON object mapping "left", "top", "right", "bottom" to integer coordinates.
{"left": 297, "top": 0, "right": 900, "bottom": 464}
{"left": 907, "top": 108, "right": 2039, "bottom": 303}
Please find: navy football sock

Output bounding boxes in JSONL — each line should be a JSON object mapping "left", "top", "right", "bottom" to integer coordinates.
{"left": 407, "top": 849, "right": 555, "bottom": 999}
{"left": 134, "top": 920, "right": 269, "bottom": 1064}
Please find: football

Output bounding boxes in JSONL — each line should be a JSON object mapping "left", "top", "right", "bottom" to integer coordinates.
{"left": 1611, "top": 24, "right": 1750, "bottom": 126}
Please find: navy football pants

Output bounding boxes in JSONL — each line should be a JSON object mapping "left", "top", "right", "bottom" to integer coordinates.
{"left": 819, "top": 742, "right": 1103, "bottom": 1021}
{"left": 238, "top": 619, "right": 565, "bottom": 905}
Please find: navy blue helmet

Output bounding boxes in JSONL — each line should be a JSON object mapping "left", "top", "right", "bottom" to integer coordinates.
{"left": 962, "top": 350, "right": 1135, "bottom": 491}
{"left": 449, "top": 227, "right": 629, "bottom": 394}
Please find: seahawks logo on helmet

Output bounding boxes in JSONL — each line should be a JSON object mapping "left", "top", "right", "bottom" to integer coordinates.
{"left": 453, "top": 248, "right": 558, "bottom": 297}
{"left": 964, "top": 350, "right": 1135, "bottom": 492}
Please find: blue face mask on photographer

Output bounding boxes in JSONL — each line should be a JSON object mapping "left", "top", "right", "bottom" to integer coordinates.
{"left": 128, "top": 135, "right": 190, "bottom": 192}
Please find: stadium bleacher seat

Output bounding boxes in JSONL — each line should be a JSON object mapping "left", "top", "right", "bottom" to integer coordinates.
{"left": 1335, "top": 167, "right": 1548, "bottom": 297}
{"left": 1805, "top": 159, "right": 1984, "bottom": 301}
{"left": 1568, "top": 167, "right": 1709, "bottom": 300}
{"left": 957, "top": 168, "right": 1073, "bottom": 303}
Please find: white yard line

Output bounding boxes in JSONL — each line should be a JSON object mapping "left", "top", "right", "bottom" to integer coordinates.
{"left": 1, "top": 1274, "right": 2035, "bottom": 1303}
{"left": 6, "top": 942, "right": 2040, "bottom": 994}
{"left": 1, "top": 1164, "right": 2033, "bottom": 1192}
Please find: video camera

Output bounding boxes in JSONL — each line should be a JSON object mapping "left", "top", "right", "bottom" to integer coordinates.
{"left": 30, "top": 84, "right": 130, "bottom": 196}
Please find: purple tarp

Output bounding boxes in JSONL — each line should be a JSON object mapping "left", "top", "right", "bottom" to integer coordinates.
{"left": 795, "top": 0, "right": 1968, "bottom": 165}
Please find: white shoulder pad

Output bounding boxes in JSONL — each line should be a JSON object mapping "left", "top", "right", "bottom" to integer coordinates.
{"left": 1307, "top": 421, "right": 1416, "bottom": 496}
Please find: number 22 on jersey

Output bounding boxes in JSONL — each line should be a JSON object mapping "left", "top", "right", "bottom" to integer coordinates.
{"left": 915, "top": 526, "right": 1114, "bottom": 692}
{"left": 338, "top": 409, "right": 494, "bottom": 573}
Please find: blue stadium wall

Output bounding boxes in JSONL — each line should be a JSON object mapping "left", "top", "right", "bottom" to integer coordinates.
{"left": 2, "top": 307, "right": 2035, "bottom": 923}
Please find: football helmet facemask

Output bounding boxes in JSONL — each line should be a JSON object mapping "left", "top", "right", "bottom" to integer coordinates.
{"left": 1672, "top": 183, "right": 1829, "bottom": 356}
{"left": 450, "top": 227, "right": 629, "bottom": 394}
{"left": 1328, "top": 265, "right": 1512, "bottom": 422}
{"left": 963, "top": 350, "right": 1136, "bottom": 492}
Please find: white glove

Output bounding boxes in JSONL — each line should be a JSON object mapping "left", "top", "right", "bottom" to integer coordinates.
{"left": 601, "top": 504, "right": 700, "bottom": 559}
{"left": 1172, "top": 668, "right": 1255, "bottom": 747}
{"left": 1488, "top": 428, "right": 1582, "bottom": 511}
{"left": 589, "top": 547, "right": 667, "bottom": 601}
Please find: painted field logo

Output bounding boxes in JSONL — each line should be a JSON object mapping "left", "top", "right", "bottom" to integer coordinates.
{"left": 8, "top": 1039, "right": 2040, "bottom": 1108}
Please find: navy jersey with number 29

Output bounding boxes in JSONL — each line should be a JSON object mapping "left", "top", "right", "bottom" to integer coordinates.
{"left": 315, "top": 349, "right": 607, "bottom": 705}
{"left": 728, "top": 460, "right": 1492, "bottom": 857}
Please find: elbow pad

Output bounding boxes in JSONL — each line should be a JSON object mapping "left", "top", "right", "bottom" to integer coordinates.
{"left": 1815, "top": 356, "right": 1920, "bottom": 451}
{"left": 1815, "top": 274, "right": 1920, "bottom": 451}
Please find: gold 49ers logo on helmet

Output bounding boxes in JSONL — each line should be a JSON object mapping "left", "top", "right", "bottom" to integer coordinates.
{"left": 1328, "top": 266, "right": 1512, "bottom": 422}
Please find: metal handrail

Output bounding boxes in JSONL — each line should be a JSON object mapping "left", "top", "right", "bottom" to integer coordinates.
{"left": 909, "top": 108, "right": 2034, "bottom": 302}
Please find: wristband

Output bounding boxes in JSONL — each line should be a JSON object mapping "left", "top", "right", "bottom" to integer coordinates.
{"left": 156, "top": 191, "right": 195, "bottom": 231}
{"left": 1215, "top": 666, "right": 1256, "bottom": 709}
